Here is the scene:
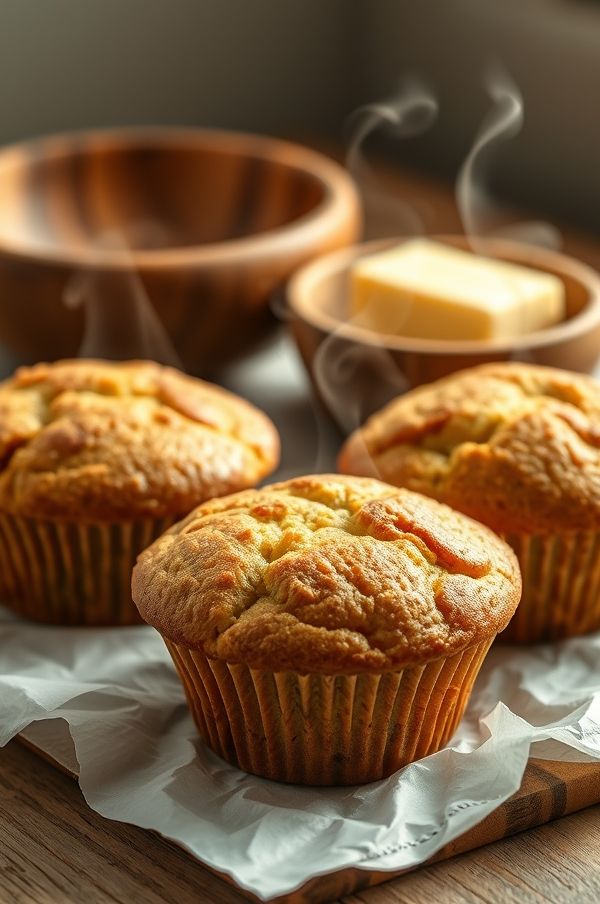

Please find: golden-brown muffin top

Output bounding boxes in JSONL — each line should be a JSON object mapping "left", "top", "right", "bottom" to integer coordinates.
{"left": 132, "top": 474, "right": 520, "bottom": 673}
{"left": 0, "top": 359, "right": 279, "bottom": 521}
{"left": 339, "top": 363, "right": 600, "bottom": 534}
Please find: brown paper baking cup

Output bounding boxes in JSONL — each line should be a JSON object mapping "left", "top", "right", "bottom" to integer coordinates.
{"left": 0, "top": 513, "right": 175, "bottom": 625}
{"left": 164, "top": 638, "right": 492, "bottom": 785}
{"left": 501, "top": 531, "right": 600, "bottom": 643}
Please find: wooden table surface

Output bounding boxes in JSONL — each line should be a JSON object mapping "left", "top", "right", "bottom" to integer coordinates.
{"left": 3, "top": 162, "right": 600, "bottom": 904}
{"left": 2, "top": 739, "right": 599, "bottom": 904}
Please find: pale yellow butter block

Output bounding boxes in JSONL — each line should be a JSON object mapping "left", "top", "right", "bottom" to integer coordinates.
{"left": 350, "top": 239, "right": 565, "bottom": 340}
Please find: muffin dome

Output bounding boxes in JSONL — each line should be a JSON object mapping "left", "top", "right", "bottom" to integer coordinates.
{"left": 0, "top": 359, "right": 280, "bottom": 521}
{"left": 132, "top": 474, "right": 520, "bottom": 673}
{"left": 339, "top": 363, "right": 600, "bottom": 535}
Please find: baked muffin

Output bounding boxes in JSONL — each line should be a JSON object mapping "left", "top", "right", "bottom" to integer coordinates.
{"left": 132, "top": 474, "right": 520, "bottom": 785}
{"left": 339, "top": 362, "right": 600, "bottom": 643}
{"left": 0, "top": 359, "right": 279, "bottom": 625}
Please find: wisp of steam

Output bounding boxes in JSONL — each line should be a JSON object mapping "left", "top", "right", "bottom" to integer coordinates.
{"left": 346, "top": 77, "right": 438, "bottom": 172}
{"left": 310, "top": 80, "right": 438, "bottom": 436}
{"left": 64, "top": 227, "right": 182, "bottom": 368}
{"left": 457, "top": 65, "right": 560, "bottom": 250}
{"left": 345, "top": 78, "right": 438, "bottom": 238}
{"left": 313, "top": 66, "right": 561, "bottom": 443}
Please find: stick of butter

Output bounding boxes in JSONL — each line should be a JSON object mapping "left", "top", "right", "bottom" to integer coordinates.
{"left": 350, "top": 239, "right": 565, "bottom": 340}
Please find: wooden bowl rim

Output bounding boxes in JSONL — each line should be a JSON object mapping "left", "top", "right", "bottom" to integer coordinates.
{"left": 0, "top": 127, "right": 360, "bottom": 269}
{"left": 287, "top": 235, "right": 600, "bottom": 354}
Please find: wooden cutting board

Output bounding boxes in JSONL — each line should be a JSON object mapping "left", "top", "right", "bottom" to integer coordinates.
{"left": 17, "top": 728, "right": 600, "bottom": 904}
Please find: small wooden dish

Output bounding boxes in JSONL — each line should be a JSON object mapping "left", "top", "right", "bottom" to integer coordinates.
{"left": 0, "top": 128, "right": 361, "bottom": 373}
{"left": 287, "top": 236, "right": 600, "bottom": 431}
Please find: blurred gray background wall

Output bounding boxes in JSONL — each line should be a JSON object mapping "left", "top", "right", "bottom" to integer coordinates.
{"left": 0, "top": 0, "right": 353, "bottom": 140}
{"left": 2, "top": 0, "right": 600, "bottom": 228}
{"left": 361, "top": 0, "right": 600, "bottom": 231}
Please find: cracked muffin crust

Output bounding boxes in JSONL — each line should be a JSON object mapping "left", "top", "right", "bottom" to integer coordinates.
{"left": 0, "top": 359, "right": 279, "bottom": 625}
{"left": 0, "top": 359, "right": 280, "bottom": 521}
{"left": 132, "top": 474, "right": 520, "bottom": 673}
{"left": 338, "top": 363, "right": 600, "bottom": 535}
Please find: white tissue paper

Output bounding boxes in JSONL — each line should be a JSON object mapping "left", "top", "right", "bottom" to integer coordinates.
{"left": 1, "top": 607, "right": 600, "bottom": 901}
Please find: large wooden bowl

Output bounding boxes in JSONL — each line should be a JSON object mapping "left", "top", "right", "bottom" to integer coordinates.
{"left": 288, "top": 236, "right": 600, "bottom": 432}
{"left": 0, "top": 128, "right": 361, "bottom": 373}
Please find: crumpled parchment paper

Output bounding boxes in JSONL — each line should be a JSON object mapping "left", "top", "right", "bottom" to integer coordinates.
{"left": 1, "top": 607, "right": 600, "bottom": 901}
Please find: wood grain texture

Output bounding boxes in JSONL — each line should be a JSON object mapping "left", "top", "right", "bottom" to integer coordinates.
{"left": 0, "top": 740, "right": 242, "bottom": 904}
{"left": 250, "top": 758, "right": 600, "bottom": 903}
{"left": 4, "top": 159, "right": 600, "bottom": 904}
{"left": 343, "top": 802, "right": 600, "bottom": 904}
{"left": 0, "top": 129, "right": 361, "bottom": 374}
{"left": 2, "top": 740, "right": 600, "bottom": 904}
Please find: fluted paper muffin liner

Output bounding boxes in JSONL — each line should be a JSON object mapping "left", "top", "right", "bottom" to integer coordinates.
{"left": 164, "top": 638, "right": 492, "bottom": 785}
{"left": 501, "top": 530, "right": 600, "bottom": 643}
{"left": 0, "top": 513, "right": 176, "bottom": 625}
